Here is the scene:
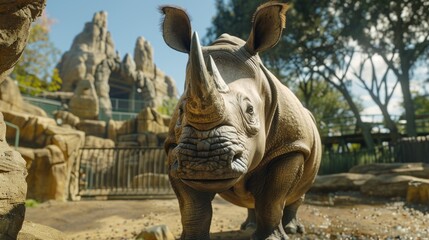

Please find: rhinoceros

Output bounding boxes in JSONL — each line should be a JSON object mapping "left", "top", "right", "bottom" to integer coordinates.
{"left": 161, "top": 2, "right": 321, "bottom": 240}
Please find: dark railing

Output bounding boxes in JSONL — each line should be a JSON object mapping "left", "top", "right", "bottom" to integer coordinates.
{"left": 319, "top": 114, "right": 429, "bottom": 137}
{"left": 320, "top": 135, "right": 429, "bottom": 175}
{"left": 319, "top": 145, "right": 396, "bottom": 175}
{"left": 78, "top": 147, "right": 174, "bottom": 199}
{"left": 110, "top": 98, "right": 151, "bottom": 113}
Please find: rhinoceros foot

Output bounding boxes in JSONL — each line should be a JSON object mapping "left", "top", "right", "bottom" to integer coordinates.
{"left": 251, "top": 222, "right": 289, "bottom": 240}
{"left": 284, "top": 218, "right": 305, "bottom": 234}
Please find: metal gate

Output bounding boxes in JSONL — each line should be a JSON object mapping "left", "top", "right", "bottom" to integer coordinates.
{"left": 78, "top": 147, "right": 174, "bottom": 199}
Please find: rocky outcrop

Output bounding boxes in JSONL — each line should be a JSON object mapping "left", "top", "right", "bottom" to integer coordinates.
{"left": 313, "top": 163, "right": 429, "bottom": 204}
{"left": 54, "top": 107, "right": 170, "bottom": 147}
{"left": 0, "top": 0, "right": 46, "bottom": 238}
{"left": 3, "top": 111, "right": 85, "bottom": 201}
{"left": 57, "top": 11, "right": 116, "bottom": 93}
{"left": 0, "top": 113, "right": 28, "bottom": 239}
{"left": 57, "top": 11, "right": 178, "bottom": 120}
{"left": 0, "top": 0, "right": 46, "bottom": 82}
{"left": 0, "top": 78, "right": 47, "bottom": 117}
{"left": 349, "top": 162, "right": 429, "bottom": 179}
{"left": 135, "top": 225, "right": 175, "bottom": 240}
{"left": 311, "top": 173, "right": 373, "bottom": 192}
{"left": 18, "top": 221, "right": 66, "bottom": 240}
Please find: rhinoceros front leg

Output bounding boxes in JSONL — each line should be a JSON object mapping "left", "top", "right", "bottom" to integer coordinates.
{"left": 283, "top": 196, "right": 305, "bottom": 234}
{"left": 170, "top": 177, "right": 216, "bottom": 240}
{"left": 252, "top": 153, "right": 305, "bottom": 240}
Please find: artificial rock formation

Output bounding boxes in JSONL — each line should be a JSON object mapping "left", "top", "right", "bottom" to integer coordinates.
{"left": 0, "top": 0, "right": 46, "bottom": 238}
{"left": 3, "top": 110, "right": 85, "bottom": 202}
{"left": 312, "top": 162, "right": 429, "bottom": 204}
{"left": 0, "top": 0, "right": 46, "bottom": 81}
{"left": 57, "top": 11, "right": 178, "bottom": 120}
{"left": 0, "top": 77, "right": 47, "bottom": 117}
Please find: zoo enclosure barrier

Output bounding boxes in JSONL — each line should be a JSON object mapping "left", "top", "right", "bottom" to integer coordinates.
{"left": 78, "top": 147, "right": 174, "bottom": 199}
{"left": 320, "top": 135, "right": 429, "bottom": 175}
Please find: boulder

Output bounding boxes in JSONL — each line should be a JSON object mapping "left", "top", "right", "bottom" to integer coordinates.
{"left": 349, "top": 162, "right": 429, "bottom": 179}
{"left": 18, "top": 221, "right": 66, "bottom": 240}
{"left": 311, "top": 173, "right": 373, "bottom": 192}
{"left": 53, "top": 110, "right": 80, "bottom": 127}
{"left": 84, "top": 135, "right": 115, "bottom": 148}
{"left": 0, "top": 78, "right": 47, "bottom": 117}
{"left": 22, "top": 145, "right": 68, "bottom": 202}
{"left": 76, "top": 119, "right": 106, "bottom": 138}
{"left": 360, "top": 174, "right": 424, "bottom": 198}
{"left": 69, "top": 78, "right": 99, "bottom": 120}
{"left": 0, "top": 113, "right": 28, "bottom": 239}
{"left": 135, "top": 225, "right": 175, "bottom": 240}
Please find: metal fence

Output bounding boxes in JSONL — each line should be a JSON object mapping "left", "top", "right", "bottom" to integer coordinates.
{"left": 396, "top": 135, "right": 429, "bottom": 163}
{"left": 320, "top": 135, "right": 429, "bottom": 174}
{"left": 78, "top": 147, "right": 174, "bottom": 199}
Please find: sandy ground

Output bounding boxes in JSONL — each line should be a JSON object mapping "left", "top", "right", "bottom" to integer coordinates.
{"left": 25, "top": 192, "right": 429, "bottom": 240}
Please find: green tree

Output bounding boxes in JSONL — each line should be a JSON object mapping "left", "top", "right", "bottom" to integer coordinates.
{"left": 335, "top": 0, "right": 429, "bottom": 136}
{"left": 207, "top": 0, "right": 371, "bottom": 146}
{"left": 157, "top": 98, "right": 179, "bottom": 116}
{"left": 10, "top": 12, "right": 62, "bottom": 95}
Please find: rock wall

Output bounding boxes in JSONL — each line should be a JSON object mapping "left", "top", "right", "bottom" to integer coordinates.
{"left": 0, "top": 77, "right": 47, "bottom": 117}
{"left": 54, "top": 107, "right": 170, "bottom": 147}
{"left": 0, "top": 0, "right": 46, "bottom": 238}
{"left": 57, "top": 11, "right": 179, "bottom": 120}
{"left": 3, "top": 111, "right": 85, "bottom": 201}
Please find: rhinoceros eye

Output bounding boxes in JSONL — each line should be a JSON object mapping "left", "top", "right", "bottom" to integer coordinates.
{"left": 246, "top": 105, "right": 254, "bottom": 115}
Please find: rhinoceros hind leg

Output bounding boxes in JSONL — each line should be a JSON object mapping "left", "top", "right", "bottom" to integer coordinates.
{"left": 282, "top": 196, "right": 305, "bottom": 234}
{"left": 240, "top": 208, "right": 257, "bottom": 230}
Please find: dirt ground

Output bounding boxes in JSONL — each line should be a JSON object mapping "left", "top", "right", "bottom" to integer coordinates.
{"left": 25, "top": 191, "right": 429, "bottom": 240}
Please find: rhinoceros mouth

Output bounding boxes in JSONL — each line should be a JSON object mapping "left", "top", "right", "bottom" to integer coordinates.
{"left": 180, "top": 178, "right": 240, "bottom": 192}
{"left": 170, "top": 125, "right": 248, "bottom": 183}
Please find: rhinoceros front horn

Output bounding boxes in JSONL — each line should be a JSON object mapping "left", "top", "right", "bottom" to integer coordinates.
{"left": 185, "top": 32, "right": 228, "bottom": 127}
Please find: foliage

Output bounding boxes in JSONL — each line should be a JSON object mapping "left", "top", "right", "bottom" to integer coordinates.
{"left": 157, "top": 98, "right": 178, "bottom": 116}
{"left": 208, "top": 0, "right": 429, "bottom": 143}
{"left": 334, "top": 0, "right": 429, "bottom": 136}
{"left": 10, "top": 12, "right": 62, "bottom": 96}
{"left": 25, "top": 199, "right": 40, "bottom": 208}
{"left": 206, "top": 0, "right": 358, "bottom": 124}
{"left": 412, "top": 93, "right": 429, "bottom": 116}
{"left": 296, "top": 80, "right": 356, "bottom": 123}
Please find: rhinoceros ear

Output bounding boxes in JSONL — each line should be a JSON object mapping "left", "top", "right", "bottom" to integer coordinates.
{"left": 160, "top": 6, "right": 192, "bottom": 53}
{"left": 245, "top": 2, "right": 290, "bottom": 54}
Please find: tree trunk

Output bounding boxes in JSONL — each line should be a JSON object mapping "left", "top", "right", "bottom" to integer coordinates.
{"left": 337, "top": 85, "right": 375, "bottom": 149}
{"left": 399, "top": 73, "right": 417, "bottom": 137}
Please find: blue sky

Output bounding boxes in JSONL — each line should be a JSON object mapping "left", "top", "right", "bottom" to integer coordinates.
{"left": 45, "top": 0, "right": 218, "bottom": 94}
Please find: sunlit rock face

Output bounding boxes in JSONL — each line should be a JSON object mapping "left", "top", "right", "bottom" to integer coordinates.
{"left": 57, "top": 12, "right": 178, "bottom": 120}
{"left": 0, "top": 0, "right": 46, "bottom": 83}
{"left": 0, "top": 0, "right": 46, "bottom": 238}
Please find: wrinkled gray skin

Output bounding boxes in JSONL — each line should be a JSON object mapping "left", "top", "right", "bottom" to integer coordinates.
{"left": 161, "top": 3, "right": 321, "bottom": 240}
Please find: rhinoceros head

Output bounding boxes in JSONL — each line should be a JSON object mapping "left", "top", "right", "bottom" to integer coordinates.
{"left": 161, "top": 3, "right": 289, "bottom": 192}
